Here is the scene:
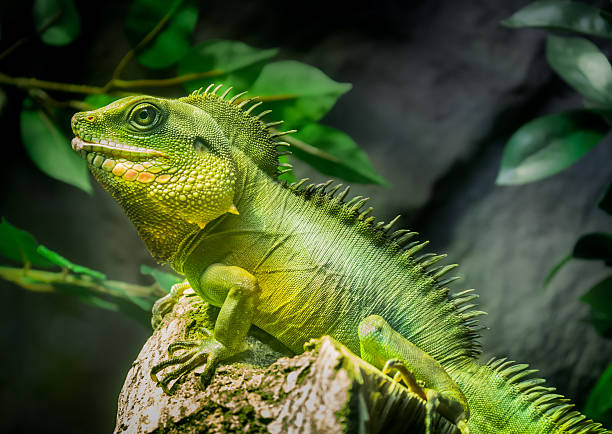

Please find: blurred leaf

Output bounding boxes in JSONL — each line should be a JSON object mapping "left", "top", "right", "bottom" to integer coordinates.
{"left": 103, "top": 280, "right": 154, "bottom": 312}
{"left": 502, "top": 0, "right": 612, "bottom": 39}
{"left": 292, "top": 124, "right": 389, "bottom": 185}
{"left": 496, "top": 111, "right": 607, "bottom": 185}
{"left": 33, "top": 0, "right": 81, "bottom": 46}
{"left": 546, "top": 35, "right": 612, "bottom": 106}
{"left": 54, "top": 283, "right": 119, "bottom": 310}
{"left": 141, "top": 265, "right": 181, "bottom": 292}
{"left": 178, "top": 40, "right": 278, "bottom": 93}
{"left": 36, "top": 245, "right": 106, "bottom": 280}
{"left": 54, "top": 283, "right": 150, "bottom": 326}
{"left": 20, "top": 98, "right": 92, "bottom": 193}
{"left": 249, "top": 61, "right": 352, "bottom": 127}
{"left": 543, "top": 253, "right": 572, "bottom": 287}
{"left": 125, "top": 0, "right": 198, "bottom": 69}
{"left": 584, "top": 363, "right": 612, "bottom": 426}
{"left": 573, "top": 232, "right": 612, "bottom": 262}
{"left": 581, "top": 275, "right": 612, "bottom": 337}
{"left": 599, "top": 181, "right": 612, "bottom": 215}
{"left": 0, "top": 218, "right": 55, "bottom": 268}
{"left": 83, "top": 94, "right": 120, "bottom": 110}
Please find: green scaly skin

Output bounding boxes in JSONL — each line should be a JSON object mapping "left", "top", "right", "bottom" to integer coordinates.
{"left": 70, "top": 85, "right": 608, "bottom": 433}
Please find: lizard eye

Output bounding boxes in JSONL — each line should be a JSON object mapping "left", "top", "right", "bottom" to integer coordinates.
{"left": 130, "top": 103, "right": 160, "bottom": 129}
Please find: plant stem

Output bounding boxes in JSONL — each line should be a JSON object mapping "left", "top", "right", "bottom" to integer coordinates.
{"left": 0, "top": 265, "right": 165, "bottom": 299}
{"left": 108, "top": 1, "right": 182, "bottom": 83}
{"left": 0, "top": 71, "right": 225, "bottom": 95}
{"left": 0, "top": 10, "right": 62, "bottom": 62}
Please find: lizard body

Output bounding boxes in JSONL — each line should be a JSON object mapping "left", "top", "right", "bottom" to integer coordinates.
{"left": 70, "top": 87, "right": 608, "bottom": 433}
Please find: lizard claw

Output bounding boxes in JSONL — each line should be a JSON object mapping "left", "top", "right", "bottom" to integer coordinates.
{"left": 150, "top": 337, "right": 228, "bottom": 394}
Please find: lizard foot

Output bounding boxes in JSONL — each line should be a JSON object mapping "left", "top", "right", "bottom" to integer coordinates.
{"left": 383, "top": 359, "right": 469, "bottom": 434}
{"left": 150, "top": 334, "right": 234, "bottom": 395}
{"left": 151, "top": 281, "right": 191, "bottom": 329}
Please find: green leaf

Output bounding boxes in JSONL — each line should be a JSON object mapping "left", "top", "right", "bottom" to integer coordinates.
{"left": 141, "top": 265, "right": 181, "bottom": 292}
{"left": 546, "top": 35, "right": 612, "bottom": 106}
{"left": 178, "top": 40, "right": 278, "bottom": 93}
{"left": 249, "top": 61, "right": 352, "bottom": 127}
{"left": 20, "top": 99, "right": 92, "bottom": 193}
{"left": 496, "top": 111, "right": 608, "bottom": 185}
{"left": 33, "top": 0, "right": 81, "bottom": 46}
{"left": 0, "top": 219, "right": 56, "bottom": 268}
{"left": 584, "top": 361, "right": 612, "bottom": 426}
{"left": 580, "top": 275, "right": 612, "bottom": 337}
{"left": 573, "top": 232, "right": 612, "bottom": 262}
{"left": 36, "top": 245, "right": 106, "bottom": 280}
{"left": 292, "top": 124, "right": 389, "bottom": 185}
{"left": 599, "top": 181, "right": 612, "bottom": 215}
{"left": 125, "top": 0, "right": 198, "bottom": 69}
{"left": 83, "top": 94, "right": 120, "bottom": 110}
{"left": 502, "top": 1, "right": 612, "bottom": 39}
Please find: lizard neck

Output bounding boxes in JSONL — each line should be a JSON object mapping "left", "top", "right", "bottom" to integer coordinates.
{"left": 171, "top": 152, "right": 291, "bottom": 273}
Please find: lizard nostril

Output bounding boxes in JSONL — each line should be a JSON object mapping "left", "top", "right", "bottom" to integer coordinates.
{"left": 86, "top": 115, "right": 94, "bottom": 121}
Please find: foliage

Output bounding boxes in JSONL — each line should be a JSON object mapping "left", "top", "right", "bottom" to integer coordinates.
{"left": 2, "top": 0, "right": 387, "bottom": 194}
{"left": 0, "top": 218, "right": 174, "bottom": 327}
{"left": 20, "top": 97, "right": 92, "bottom": 193}
{"left": 502, "top": 0, "right": 612, "bottom": 425}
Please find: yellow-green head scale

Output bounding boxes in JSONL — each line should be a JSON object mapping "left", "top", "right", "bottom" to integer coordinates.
{"left": 71, "top": 95, "right": 242, "bottom": 262}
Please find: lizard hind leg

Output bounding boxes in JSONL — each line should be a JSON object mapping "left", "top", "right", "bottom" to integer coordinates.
{"left": 383, "top": 359, "right": 440, "bottom": 434}
{"left": 359, "top": 315, "right": 470, "bottom": 434}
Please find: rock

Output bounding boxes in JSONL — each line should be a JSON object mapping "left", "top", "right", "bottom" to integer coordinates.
{"left": 115, "top": 296, "right": 459, "bottom": 433}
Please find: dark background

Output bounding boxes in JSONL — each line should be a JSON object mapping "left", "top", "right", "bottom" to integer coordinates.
{"left": 1, "top": 0, "right": 611, "bottom": 432}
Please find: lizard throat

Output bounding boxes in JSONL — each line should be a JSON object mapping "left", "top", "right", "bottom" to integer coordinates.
{"left": 71, "top": 137, "right": 175, "bottom": 184}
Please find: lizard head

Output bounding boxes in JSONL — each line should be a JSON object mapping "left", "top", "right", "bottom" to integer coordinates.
{"left": 358, "top": 314, "right": 395, "bottom": 366}
{"left": 71, "top": 95, "right": 239, "bottom": 262}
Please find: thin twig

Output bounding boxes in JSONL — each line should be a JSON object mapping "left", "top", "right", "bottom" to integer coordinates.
{"left": 108, "top": 0, "right": 183, "bottom": 84}
{"left": 0, "top": 70, "right": 226, "bottom": 95}
{"left": 280, "top": 132, "right": 342, "bottom": 163}
{"left": 111, "top": 70, "right": 223, "bottom": 89}
{"left": 0, "top": 265, "right": 165, "bottom": 299}
{"left": 29, "top": 88, "right": 92, "bottom": 111}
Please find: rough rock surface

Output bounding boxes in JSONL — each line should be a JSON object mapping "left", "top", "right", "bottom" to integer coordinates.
{"left": 115, "top": 296, "right": 458, "bottom": 434}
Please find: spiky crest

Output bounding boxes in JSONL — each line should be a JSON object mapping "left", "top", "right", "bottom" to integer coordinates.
{"left": 285, "top": 177, "right": 487, "bottom": 362}
{"left": 484, "top": 358, "right": 607, "bottom": 433}
{"left": 180, "top": 85, "right": 294, "bottom": 177}
{"left": 183, "top": 86, "right": 482, "bottom": 361}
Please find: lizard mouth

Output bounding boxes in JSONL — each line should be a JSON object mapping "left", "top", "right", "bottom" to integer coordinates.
{"left": 71, "top": 137, "right": 166, "bottom": 160}
{"left": 72, "top": 137, "right": 173, "bottom": 184}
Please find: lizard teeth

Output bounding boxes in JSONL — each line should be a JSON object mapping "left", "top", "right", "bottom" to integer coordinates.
{"left": 71, "top": 137, "right": 166, "bottom": 159}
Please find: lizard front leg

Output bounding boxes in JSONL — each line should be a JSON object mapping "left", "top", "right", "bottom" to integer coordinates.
{"left": 359, "top": 314, "right": 470, "bottom": 434}
{"left": 150, "top": 264, "right": 259, "bottom": 394}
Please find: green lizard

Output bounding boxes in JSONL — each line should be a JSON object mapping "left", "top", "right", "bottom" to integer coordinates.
{"left": 70, "top": 85, "right": 608, "bottom": 433}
